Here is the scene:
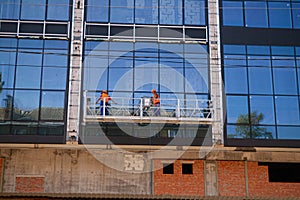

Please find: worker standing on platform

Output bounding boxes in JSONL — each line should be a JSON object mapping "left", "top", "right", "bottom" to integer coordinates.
{"left": 151, "top": 89, "right": 160, "bottom": 116}
{"left": 96, "top": 90, "right": 115, "bottom": 115}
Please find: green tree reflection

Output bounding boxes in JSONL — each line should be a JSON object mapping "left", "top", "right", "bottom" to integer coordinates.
{"left": 235, "top": 111, "right": 273, "bottom": 139}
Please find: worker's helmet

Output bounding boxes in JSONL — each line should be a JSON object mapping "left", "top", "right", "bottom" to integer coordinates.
{"left": 102, "top": 90, "right": 108, "bottom": 93}
{"left": 151, "top": 89, "right": 156, "bottom": 93}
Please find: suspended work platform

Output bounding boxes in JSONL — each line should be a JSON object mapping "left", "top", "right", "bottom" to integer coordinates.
{"left": 83, "top": 94, "right": 214, "bottom": 125}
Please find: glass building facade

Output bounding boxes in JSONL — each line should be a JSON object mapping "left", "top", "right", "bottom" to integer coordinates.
{"left": 0, "top": 0, "right": 71, "bottom": 143}
{"left": 221, "top": 0, "right": 300, "bottom": 146}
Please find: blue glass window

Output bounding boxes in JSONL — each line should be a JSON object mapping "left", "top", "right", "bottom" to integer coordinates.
{"left": 135, "top": 0, "right": 158, "bottom": 24}
{"left": 245, "top": 1, "right": 268, "bottom": 28}
{"left": 41, "top": 91, "right": 65, "bottom": 120}
{"left": 273, "top": 68, "right": 297, "bottom": 95}
{"left": 224, "top": 55, "right": 247, "bottom": 94}
{"left": 247, "top": 45, "right": 270, "bottom": 55}
{"left": 277, "top": 126, "right": 300, "bottom": 139}
{"left": 292, "top": 3, "right": 300, "bottom": 28}
{"left": 0, "top": 65, "right": 15, "bottom": 89}
{"left": 0, "top": 0, "right": 20, "bottom": 20}
{"left": 86, "top": 0, "right": 109, "bottom": 22}
{"left": 184, "top": 0, "right": 206, "bottom": 25}
{"left": 251, "top": 126, "right": 276, "bottom": 139}
{"left": 268, "top": 2, "right": 292, "bottom": 28}
{"left": 275, "top": 96, "right": 300, "bottom": 125}
{"left": 226, "top": 125, "right": 250, "bottom": 139}
{"left": 0, "top": 90, "right": 13, "bottom": 121}
{"left": 13, "top": 90, "right": 40, "bottom": 121}
{"left": 227, "top": 96, "right": 249, "bottom": 124}
{"left": 160, "top": 0, "right": 182, "bottom": 25}
{"left": 47, "top": 0, "right": 69, "bottom": 21}
{"left": 223, "top": 45, "right": 246, "bottom": 55}
{"left": 21, "top": 0, "right": 46, "bottom": 20}
{"left": 110, "top": 0, "right": 134, "bottom": 23}
{"left": 222, "top": 1, "right": 244, "bottom": 26}
{"left": 248, "top": 60, "right": 273, "bottom": 94}
{"left": 250, "top": 96, "right": 275, "bottom": 125}
{"left": 42, "top": 67, "right": 67, "bottom": 90}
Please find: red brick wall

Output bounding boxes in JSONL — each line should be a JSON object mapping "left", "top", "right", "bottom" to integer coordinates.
{"left": 154, "top": 160, "right": 204, "bottom": 196}
{"left": 247, "top": 162, "right": 300, "bottom": 197}
{"left": 218, "top": 161, "right": 246, "bottom": 196}
{"left": 15, "top": 176, "right": 45, "bottom": 193}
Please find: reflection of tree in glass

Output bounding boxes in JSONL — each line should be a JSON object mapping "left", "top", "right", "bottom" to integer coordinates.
{"left": 235, "top": 111, "right": 273, "bottom": 139}
{"left": 0, "top": 72, "right": 5, "bottom": 93}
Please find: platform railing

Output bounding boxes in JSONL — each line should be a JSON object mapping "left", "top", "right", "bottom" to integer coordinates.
{"left": 83, "top": 93, "right": 213, "bottom": 123}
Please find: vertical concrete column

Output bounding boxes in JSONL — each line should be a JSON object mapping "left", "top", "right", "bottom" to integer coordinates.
{"left": 67, "top": 0, "right": 85, "bottom": 142}
{"left": 204, "top": 161, "right": 218, "bottom": 196}
{"left": 208, "top": 0, "right": 224, "bottom": 144}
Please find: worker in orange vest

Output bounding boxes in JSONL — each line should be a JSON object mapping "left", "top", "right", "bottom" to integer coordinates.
{"left": 151, "top": 89, "right": 160, "bottom": 116}
{"left": 96, "top": 90, "right": 115, "bottom": 115}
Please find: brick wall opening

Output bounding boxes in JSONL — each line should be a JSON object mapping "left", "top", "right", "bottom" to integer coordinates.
{"left": 259, "top": 162, "right": 300, "bottom": 182}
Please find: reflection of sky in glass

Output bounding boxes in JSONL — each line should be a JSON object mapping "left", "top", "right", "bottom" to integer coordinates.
{"left": 250, "top": 96, "right": 275, "bottom": 125}
{"left": 275, "top": 96, "right": 300, "bottom": 125}
{"left": 226, "top": 96, "right": 248, "bottom": 124}
{"left": 245, "top": 1, "right": 268, "bottom": 27}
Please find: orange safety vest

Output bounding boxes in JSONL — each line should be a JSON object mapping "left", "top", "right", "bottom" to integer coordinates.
{"left": 100, "top": 93, "right": 111, "bottom": 103}
{"left": 152, "top": 94, "right": 160, "bottom": 105}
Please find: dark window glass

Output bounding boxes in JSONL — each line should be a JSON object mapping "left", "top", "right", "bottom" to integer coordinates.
{"left": 110, "top": 0, "right": 134, "bottom": 23}
{"left": 41, "top": 91, "right": 64, "bottom": 121}
{"left": 184, "top": 0, "right": 206, "bottom": 25}
{"left": 0, "top": 0, "right": 20, "bottom": 20}
{"left": 21, "top": 0, "right": 46, "bottom": 20}
{"left": 182, "top": 163, "right": 193, "bottom": 174}
{"left": 160, "top": 0, "right": 182, "bottom": 25}
{"left": 268, "top": 2, "right": 292, "bottom": 28}
{"left": 273, "top": 68, "right": 297, "bottom": 95}
{"left": 222, "top": 1, "right": 244, "bottom": 26}
{"left": 245, "top": 1, "right": 268, "bottom": 28}
{"left": 264, "top": 163, "right": 300, "bottom": 182}
{"left": 163, "top": 163, "right": 174, "bottom": 174}
{"left": 292, "top": 3, "right": 300, "bottom": 28}
{"left": 275, "top": 96, "right": 300, "bottom": 125}
{"left": 13, "top": 90, "right": 40, "bottom": 121}
{"left": 250, "top": 96, "right": 275, "bottom": 125}
{"left": 86, "top": 0, "right": 109, "bottom": 22}
{"left": 226, "top": 96, "right": 249, "bottom": 124}
{"left": 135, "top": 0, "right": 158, "bottom": 24}
{"left": 47, "top": 0, "right": 69, "bottom": 21}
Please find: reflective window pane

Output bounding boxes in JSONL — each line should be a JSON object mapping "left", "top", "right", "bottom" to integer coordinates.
{"left": 86, "top": 0, "right": 109, "bottom": 22}
{"left": 15, "top": 66, "right": 41, "bottom": 89}
{"left": 251, "top": 126, "right": 275, "bottom": 139}
{"left": 247, "top": 45, "right": 270, "bottom": 55}
{"left": 249, "top": 67, "right": 273, "bottom": 94}
{"left": 0, "top": 0, "right": 20, "bottom": 20}
{"left": 160, "top": 0, "right": 182, "bottom": 25}
{"left": 109, "top": 68, "right": 133, "bottom": 91}
{"left": 21, "top": 0, "right": 46, "bottom": 20}
{"left": 0, "top": 65, "right": 15, "bottom": 88}
{"left": 250, "top": 96, "right": 275, "bottom": 125}
{"left": 0, "top": 90, "right": 13, "bottom": 121}
{"left": 47, "top": 0, "right": 69, "bottom": 21}
{"left": 110, "top": 0, "right": 134, "bottom": 23}
{"left": 223, "top": 45, "right": 246, "bottom": 54}
{"left": 13, "top": 90, "right": 40, "bottom": 121}
{"left": 273, "top": 68, "right": 297, "bottom": 95}
{"left": 293, "top": 3, "right": 300, "bottom": 28}
{"left": 184, "top": 0, "right": 206, "bottom": 25}
{"left": 275, "top": 96, "right": 300, "bottom": 125}
{"left": 245, "top": 1, "right": 268, "bottom": 28}
{"left": 226, "top": 96, "right": 249, "bottom": 124}
{"left": 42, "top": 67, "right": 67, "bottom": 90}
{"left": 41, "top": 91, "right": 64, "bottom": 120}
{"left": 135, "top": 0, "right": 158, "bottom": 24}
{"left": 0, "top": 50, "right": 16, "bottom": 65}
{"left": 226, "top": 124, "right": 250, "bottom": 139}
{"left": 268, "top": 2, "right": 292, "bottom": 28}
{"left": 135, "top": 66, "right": 158, "bottom": 92}
{"left": 222, "top": 1, "right": 244, "bottom": 26}
{"left": 277, "top": 126, "right": 300, "bottom": 139}
{"left": 0, "top": 38, "right": 17, "bottom": 48}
